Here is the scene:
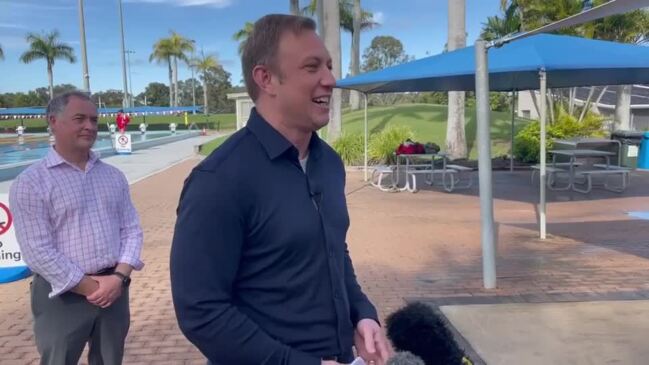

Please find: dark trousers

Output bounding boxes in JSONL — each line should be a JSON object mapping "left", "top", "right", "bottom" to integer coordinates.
{"left": 31, "top": 274, "right": 130, "bottom": 365}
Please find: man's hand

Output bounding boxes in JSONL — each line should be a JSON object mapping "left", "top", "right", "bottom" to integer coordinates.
{"left": 354, "top": 319, "right": 392, "bottom": 365}
{"left": 71, "top": 276, "right": 99, "bottom": 296}
{"left": 86, "top": 275, "right": 123, "bottom": 308}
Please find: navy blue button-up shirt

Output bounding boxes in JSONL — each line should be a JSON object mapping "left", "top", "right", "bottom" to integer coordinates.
{"left": 171, "top": 108, "right": 378, "bottom": 365}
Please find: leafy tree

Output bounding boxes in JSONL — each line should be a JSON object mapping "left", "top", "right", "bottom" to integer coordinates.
{"left": 232, "top": 22, "right": 254, "bottom": 56}
{"left": 20, "top": 30, "right": 76, "bottom": 100}
{"left": 361, "top": 35, "right": 411, "bottom": 72}
{"left": 136, "top": 82, "right": 170, "bottom": 106}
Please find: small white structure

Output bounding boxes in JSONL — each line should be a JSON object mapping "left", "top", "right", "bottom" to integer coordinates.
{"left": 227, "top": 92, "right": 254, "bottom": 130}
{"left": 169, "top": 122, "right": 177, "bottom": 134}
{"left": 15, "top": 125, "right": 24, "bottom": 136}
{"left": 139, "top": 123, "right": 147, "bottom": 134}
{"left": 108, "top": 123, "right": 117, "bottom": 134}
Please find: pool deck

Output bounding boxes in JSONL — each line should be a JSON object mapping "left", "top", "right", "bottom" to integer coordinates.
{"left": 0, "top": 133, "right": 222, "bottom": 193}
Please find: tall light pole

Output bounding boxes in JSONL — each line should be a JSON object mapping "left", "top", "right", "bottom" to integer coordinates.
{"left": 190, "top": 40, "right": 196, "bottom": 114}
{"left": 117, "top": 0, "right": 129, "bottom": 109}
{"left": 78, "top": 0, "right": 90, "bottom": 92}
{"left": 125, "top": 50, "right": 135, "bottom": 107}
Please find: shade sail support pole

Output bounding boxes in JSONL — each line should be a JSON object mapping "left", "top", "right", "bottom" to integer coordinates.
{"left": 539, "top": 70, "right": 547, "bottom": 239}
{"left": 364, "top": 93, "right": 369, "bottom": 182}
{"left": 475, "top": 40, "right": 496, "bottom": 289}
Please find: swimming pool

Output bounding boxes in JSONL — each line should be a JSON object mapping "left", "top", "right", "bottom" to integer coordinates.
{"left": 0, "top": 132, "right": 182, "bottom": 165}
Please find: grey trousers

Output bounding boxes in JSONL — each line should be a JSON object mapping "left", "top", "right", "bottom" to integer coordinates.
{"left": 31, "top": 274, "right": 130, "bottom": 365}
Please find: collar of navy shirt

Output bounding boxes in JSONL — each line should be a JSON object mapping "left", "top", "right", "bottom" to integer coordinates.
{"left": 246, "top": 107, "right": 324, "bottom": 164}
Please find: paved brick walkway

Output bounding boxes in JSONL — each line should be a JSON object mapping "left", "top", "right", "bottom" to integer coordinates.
{"left": 1, "top": 160, "right": 649, "bottom": 364}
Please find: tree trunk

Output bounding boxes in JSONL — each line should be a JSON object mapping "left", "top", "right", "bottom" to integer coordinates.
{"left": 167, "top": 60, "right": 173, "bottom": 107}
{"left": 47, "top": 62, "right": 54, "bottom": 100}
{"left": 349, "top": 0, "right": 362, "bottom": 111}
{"left": 615, "top": 85, "right": 632, "bottom": 130}
{"left": 203, "top": 76, "right": 209, "bottom": 115}
{"left": 173, "top": 56, "right": 179, "bottom": 107}
{"left": 529, "top": 90, "right": 540, "bottom": 119}
{"left": 592, "top": 86, "right": 608, "bottom": 114}
{"left": 445, "top": 0, "right": 467, "bottom": 160}
{"left": 568, "top": 87, "right": 576, "bottom": 116}
{"left": 290, "top": 0, "right": 300, "bottom": 15}
{"left": 547, "top": 90, "right": 555, "bottom": 124}
{"left": 323, "top": 0, "right": 342, "bottom": 142}
{"left": 578, "top": 86, "right": 596, "bottom": 124}
{"left": 316, "top": 0, "right": 325, "bottom": 36}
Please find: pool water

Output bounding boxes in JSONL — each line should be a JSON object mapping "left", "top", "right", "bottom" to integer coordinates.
{"left": 0, "top": 132, "right": 176, "bottom": 165}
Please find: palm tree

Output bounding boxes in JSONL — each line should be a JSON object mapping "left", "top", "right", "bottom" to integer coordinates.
{"left": 0, "top": 43, "right": 4, "bottom": 60}
{"left": 193, "top": 53, "right": 219, "bottom": 115}
{"left": 168, "top": 32, "right": 195, "bottom": 107}
{"left": 304, "top": 0, "right": 379, "bottom": 110}
{"left": 150, "top": 38, "right": 175, "bottom": 107}
{"left": 583, "top": 3, "right": 649, "bottom": 129}
{"left": 290, "top": 0, "right": 300, "bottom": 15}
{"left": 446, "top": 0, "right": 467, "bottom": 160}
{"left": 233, "top": 22, "right": 254, "bottom": 56}
{"left": 322, "top": 0, "right": 342, "bottom": 141}
{"left": 20, "top": 31, "right": 76, "bottom": 100}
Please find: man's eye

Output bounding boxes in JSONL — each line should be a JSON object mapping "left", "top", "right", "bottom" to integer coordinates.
{"left": 305, "top": 65, "right": 318, "bottom": 71}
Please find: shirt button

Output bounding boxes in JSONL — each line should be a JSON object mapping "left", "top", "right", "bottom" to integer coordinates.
{"left": 328, "top": 249, "right": 334, "bottom": 257}
{"left": 333, "top": 290, "right": 340, "bottom": 299}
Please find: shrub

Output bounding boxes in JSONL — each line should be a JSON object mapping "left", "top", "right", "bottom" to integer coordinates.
{"left": 332, "top": 132, "right": 364, "bottom": 165}
{"left": 369, "top": 125, "right": 414, "bottom": 164}
{"left": 514, "top": 107, "right": 606, "bottom": 163}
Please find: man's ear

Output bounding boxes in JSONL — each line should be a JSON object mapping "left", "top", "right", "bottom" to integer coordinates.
{"left": 251, "top": 65, "right": 278, "bottom": 97}
{"left": 47, "top": 115, "right": 57, "bottom": 131}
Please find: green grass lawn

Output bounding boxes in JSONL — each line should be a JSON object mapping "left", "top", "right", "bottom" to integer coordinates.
{"left": 199, "top": 103, "right": 530, "bottom": 159}
{"left": 199, "top": 134, "right": 232, "bottom": 155}
{"left": 340, "top": 103, "right": 530, "bottom": 159}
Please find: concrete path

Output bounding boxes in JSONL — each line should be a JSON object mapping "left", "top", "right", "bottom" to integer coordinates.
{"left": 441, "top": 300, "right": 649, "bottom": 365}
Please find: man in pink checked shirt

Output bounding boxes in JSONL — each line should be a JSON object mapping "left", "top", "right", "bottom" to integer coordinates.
{"left": 9, "top": 91, "right": 144, "bottom": 365}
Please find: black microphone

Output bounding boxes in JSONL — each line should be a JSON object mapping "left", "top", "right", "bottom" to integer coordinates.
{"left": 310, "top": 189, "right": 322, "bottom": 210}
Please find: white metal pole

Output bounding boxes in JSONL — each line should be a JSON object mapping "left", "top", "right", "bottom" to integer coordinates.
{"left": 126, "top": 50, "right": 134, "bottom": 107}
{"left": 78, "top": 0, "right": 90, "bottom": 93}
{"left": 118, "top": 0, "right": 129, "bottom": 109}
{"left": 475, "top": 40, "right": 497, "bottom": 289}
{"left": 539, "top": 70, "right": 547, "bottom": 239}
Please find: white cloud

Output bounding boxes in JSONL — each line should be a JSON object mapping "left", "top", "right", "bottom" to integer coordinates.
{"left": 125, "top": 0, "right": 233, "bottom": 8}
{"left": 0, "top": 23, "right": 28, "bottom": 30}
{"left": 373, "top": 11, "right": 385, "bottom": 25}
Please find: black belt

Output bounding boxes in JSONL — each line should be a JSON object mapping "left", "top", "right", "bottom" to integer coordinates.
{"left": 93, "top": 265, "right": 117, "bottom": 276}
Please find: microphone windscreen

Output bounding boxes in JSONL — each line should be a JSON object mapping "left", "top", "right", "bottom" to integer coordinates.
{"left": 386, "top": 351, "right": 426, "bottom": 365}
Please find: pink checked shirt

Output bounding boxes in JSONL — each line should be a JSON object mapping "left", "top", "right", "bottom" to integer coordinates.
{"left": 9, "top": 148, "right": 144, "bottom": 297}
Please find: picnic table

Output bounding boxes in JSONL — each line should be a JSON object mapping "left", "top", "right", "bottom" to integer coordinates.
{"left": 547, "top": 149, "right": 628, "bottom": 193}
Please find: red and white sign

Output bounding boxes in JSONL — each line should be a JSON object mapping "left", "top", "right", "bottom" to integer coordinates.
{"left": 115, "top": 133, "right": 132, "bottom": 154}
{"left": 0, "top": 194, "right": 26, "bottom": 268}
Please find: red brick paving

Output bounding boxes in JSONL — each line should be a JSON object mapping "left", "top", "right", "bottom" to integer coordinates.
{"left": 1, "top": 160, "right": 649, "bottom": 363}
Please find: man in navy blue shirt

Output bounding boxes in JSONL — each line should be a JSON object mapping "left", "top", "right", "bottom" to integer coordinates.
{"left": 170, "top": 14, "right": 390, "bottom": 365}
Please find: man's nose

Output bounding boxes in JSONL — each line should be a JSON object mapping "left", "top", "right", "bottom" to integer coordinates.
{"left": 321, "top": 68, "right": 336, "bottom": 88}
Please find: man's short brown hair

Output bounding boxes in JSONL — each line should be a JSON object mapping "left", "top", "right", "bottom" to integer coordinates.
{"left": 241, "top": 14, "right": 317, "bottom": 101}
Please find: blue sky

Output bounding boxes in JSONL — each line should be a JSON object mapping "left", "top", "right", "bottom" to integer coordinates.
{"left": 0, "top": 0, "right": 501, "bottom": 95}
